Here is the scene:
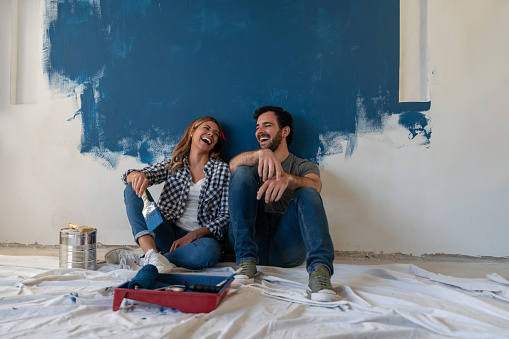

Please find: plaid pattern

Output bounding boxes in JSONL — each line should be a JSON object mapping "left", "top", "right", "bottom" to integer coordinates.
{"left": 122, "top": 157, "right": 230, "bottom": 250}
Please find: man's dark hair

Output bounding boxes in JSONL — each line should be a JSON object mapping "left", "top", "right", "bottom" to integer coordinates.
{"left": 254, "top": 106, "right": 294, "bottom": 146}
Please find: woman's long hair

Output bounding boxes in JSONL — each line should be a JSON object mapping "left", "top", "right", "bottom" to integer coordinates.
{"left": 167, "top": 117, "right": 224, "bottom": 176}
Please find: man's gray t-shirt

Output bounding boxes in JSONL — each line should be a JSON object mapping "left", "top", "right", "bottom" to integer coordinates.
{"left": 265, "top": 153, "right": 320, "bottom": 214}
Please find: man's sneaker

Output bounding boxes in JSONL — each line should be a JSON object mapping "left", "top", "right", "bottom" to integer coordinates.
{"left": 309, "top": 265, "right": 337, "bottom": 302}
{"left": 234, "top": 260, "right": 257, "bottom": 284}
{"left": 105, "top": 247, "right": 144, "bottom": 265}
{"left": 139, "top": 249, "right": 175, "bottom": 273}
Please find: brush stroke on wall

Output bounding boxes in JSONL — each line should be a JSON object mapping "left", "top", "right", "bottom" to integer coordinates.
{"left": 43, "top": 0, "right": 431, "bottom": 166}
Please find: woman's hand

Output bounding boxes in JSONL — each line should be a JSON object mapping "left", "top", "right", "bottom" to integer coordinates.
{"left": 169, "top": 227, "right": 212, "bottom": 252}
{"left": 126, "top": 171, "right": 149, "bottom": 197}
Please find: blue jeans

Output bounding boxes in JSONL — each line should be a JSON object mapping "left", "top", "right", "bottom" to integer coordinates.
{"left": 228, "top": 166, "right": 335, "bottom": 274}
{"left": 124, "top": 183, "right": 222, "bottom": 270}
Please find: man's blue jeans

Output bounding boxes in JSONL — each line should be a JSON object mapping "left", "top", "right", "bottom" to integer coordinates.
{"left": 124, "top": 183, "right": 222, "bottom": 270}
{"left": 228, "top": 166, "right": 335, "bottom": 274}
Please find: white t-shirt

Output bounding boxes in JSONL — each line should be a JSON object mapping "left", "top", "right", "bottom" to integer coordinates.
{"left": 175, "top": 177, "right": 206, "bottom": 232}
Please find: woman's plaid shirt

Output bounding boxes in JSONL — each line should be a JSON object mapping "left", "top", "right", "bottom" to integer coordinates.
{"left": 122, "top": 157, "right": 230, "bottom": 245}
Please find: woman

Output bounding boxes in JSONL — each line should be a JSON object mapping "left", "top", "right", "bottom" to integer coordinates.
{"left": 106, "top": 117, "right": 230, "bottom": 272}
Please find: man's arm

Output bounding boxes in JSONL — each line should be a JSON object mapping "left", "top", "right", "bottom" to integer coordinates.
{"left": 229, "top": 150, "right": 260, "bottom": 172}
{"left": 230, "top": 149, "right": 284, "bottom": 181}
{"left": 287, "top": 173, "right": 322, "bottom": 193}
{"left": 258, "top": 172, "right": 322, "bottom": 203}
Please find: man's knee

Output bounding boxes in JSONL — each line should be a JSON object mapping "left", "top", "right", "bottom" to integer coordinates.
{"left": 231, "top": 166, "right": 258, "bottom": 182}
{"left": 292, "top": 187, "right": 322, "bottom": 204}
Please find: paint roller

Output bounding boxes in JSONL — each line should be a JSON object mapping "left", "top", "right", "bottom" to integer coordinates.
{"left": 127, "top": 264, "right": 159, "bottom": 289}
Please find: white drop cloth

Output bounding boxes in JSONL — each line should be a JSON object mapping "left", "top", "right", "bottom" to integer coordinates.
{"left": 1, "top": 255, "right": 508, "bottom": 338}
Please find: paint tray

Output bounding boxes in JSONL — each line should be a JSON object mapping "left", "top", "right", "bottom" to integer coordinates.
{"left": 113, "top": 273, "right": 233, "bottom": 313}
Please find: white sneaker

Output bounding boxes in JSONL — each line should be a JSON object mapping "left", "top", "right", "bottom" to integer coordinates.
{"left": 105, "top": 247, "right": 144, "bottom": 264}
{"left": 139, "top": 249, "right": 175, "bottom": 273}
{"left": 119, "top": 256, "right": 141, "bottom": 271}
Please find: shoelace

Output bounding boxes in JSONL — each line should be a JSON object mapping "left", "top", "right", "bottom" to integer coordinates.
{"left": 239, "top": 261, "right": 254, "bottom": 275}
{"left": 119, "top": 257, "right": 133, "bottom": 270}
{"left": 144, "top": 251, "right": 160, "bottom": 266}
{"left": 124, "top": 253, "right": 140, "bottom": 263}
{"left": 312, "top": 271, "right": 332, "bottom": 289}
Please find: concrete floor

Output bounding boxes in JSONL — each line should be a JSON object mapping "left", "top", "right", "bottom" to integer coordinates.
{"left": 1, "top": 244, "right": 508, "bottom": 279}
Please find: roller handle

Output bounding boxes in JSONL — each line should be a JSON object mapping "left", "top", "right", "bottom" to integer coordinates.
{"left": 184, "top": 281, "right": 222, "bottom": 293}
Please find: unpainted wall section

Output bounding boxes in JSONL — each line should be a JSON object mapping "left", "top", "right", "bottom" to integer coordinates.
{"left": 0, "top": 0, "right": 508, "bottom": 257}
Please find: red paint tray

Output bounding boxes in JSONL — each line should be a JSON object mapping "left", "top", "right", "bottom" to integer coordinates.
{"left": 113, "top": 273, "right": 233, "bottom": 313}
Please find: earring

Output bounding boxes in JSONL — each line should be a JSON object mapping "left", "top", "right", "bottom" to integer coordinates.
{"left": 190, "top": 134, "right": 193, "bottom": 137}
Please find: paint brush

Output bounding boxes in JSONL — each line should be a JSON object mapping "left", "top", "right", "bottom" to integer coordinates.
{"left": 68, "top": 223, "right": 95, "bottom": 233}
{"left": 216, "top": 268, "right": 243, "bottom": 287}
{"left": 141, "top": 191, "right": 164, "bottom": 232}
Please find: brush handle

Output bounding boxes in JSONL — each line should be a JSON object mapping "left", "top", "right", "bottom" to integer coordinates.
{"left": 216, "top": 268, "right": 243, "bottom": 287}
{"left": 68, "top": 223, "right": 95, "bottom": 233}
{"left": 141, "top": 191, "right": 150, "bottom": 207}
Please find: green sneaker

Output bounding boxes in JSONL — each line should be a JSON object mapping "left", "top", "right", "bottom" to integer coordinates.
{"left": 235, "top": 260, "right": 257, "bottom": 284}
{"left": 309, "top": 265, "right": 337, "bottom": 302}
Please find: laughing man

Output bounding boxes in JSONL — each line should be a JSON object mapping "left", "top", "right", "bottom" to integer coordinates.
{"left": 228, "top": 106, "right": 337, "bottom": 302}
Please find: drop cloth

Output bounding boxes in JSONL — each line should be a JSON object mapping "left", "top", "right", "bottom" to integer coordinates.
{"left": 1, "top": 255, "right": 508, "bottom": 338}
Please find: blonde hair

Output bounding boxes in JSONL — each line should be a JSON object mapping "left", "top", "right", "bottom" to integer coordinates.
{"left": 167, "top": 117, "right": 224, "bottom": 176}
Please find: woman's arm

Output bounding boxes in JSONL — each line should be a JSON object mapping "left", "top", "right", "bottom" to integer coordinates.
{"left": 121, "top": 160, "right": 170, "bottom": 192}
{"left": 201, "top": 162, "right": 231, "bottom": 241}
{"left": 169, "top": 227, "right": 212, "bottom": 252}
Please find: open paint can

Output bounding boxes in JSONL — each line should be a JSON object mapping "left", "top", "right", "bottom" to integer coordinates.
{"left": 59, "top": 227, "right": 97, "bottom": 270}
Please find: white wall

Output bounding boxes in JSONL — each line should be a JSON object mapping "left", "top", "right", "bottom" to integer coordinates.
{"left": 1, "top": 1, "right": 508, "bottom": 257}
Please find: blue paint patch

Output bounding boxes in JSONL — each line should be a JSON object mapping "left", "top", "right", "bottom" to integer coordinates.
{"left": 64, "top": 294, "right": 77, "bottom": 303}
{"left": 158, "top": 306, "right": 171, "bottom": 314}
{"left": 399, "top": 111, "right": 432, "bottom": 143}
{"left": 43, "top": 0, "right": 430, "bottom": 166}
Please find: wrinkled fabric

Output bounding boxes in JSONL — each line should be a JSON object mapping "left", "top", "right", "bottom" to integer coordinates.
{"left": 1, "top": 255, "right": 509, "bottom": 338}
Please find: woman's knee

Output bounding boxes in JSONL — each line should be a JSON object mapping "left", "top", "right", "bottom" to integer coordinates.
{"left": 184, "top": 238, "right": 222, "bottom": 268}
{"left": 124, "top": 183, "right": 136, "bottom": 198}
{"left": 198, "top": 238, "right": 222, "bottom": 260}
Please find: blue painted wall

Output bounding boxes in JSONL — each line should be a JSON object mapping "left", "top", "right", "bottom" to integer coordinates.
{"left": 44, "top": 0, "right": 430, "bottom": 166}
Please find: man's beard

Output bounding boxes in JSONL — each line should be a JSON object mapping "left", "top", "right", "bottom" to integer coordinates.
{"left": 259, "top": 130, "right": 283, "bottom": 152}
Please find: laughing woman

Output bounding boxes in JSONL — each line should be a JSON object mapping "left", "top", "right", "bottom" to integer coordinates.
{"left": 106, "top": 117, "right": 230, "bottom": 272}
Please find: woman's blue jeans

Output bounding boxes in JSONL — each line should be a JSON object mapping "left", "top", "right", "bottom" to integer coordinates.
{"left": 124, "top": 183, "right": 221, "bottom": 270}
{"left": 228, "top": 166, "right": 335, "bottom": 274}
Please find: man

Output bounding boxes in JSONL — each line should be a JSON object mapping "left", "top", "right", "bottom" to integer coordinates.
{"left": 228, "top": 106, "right": 337, "bottom": 302}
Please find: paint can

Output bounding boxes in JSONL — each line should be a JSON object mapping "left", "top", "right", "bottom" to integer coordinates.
{"left": 59, "top": 227, "right": 97, "bottom": 270}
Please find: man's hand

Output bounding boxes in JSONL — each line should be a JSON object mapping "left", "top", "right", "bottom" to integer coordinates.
{"left": 126, "top": 171, "right": 149, "bottom": 198}
{"left": 257, "top": 149, "right": 284, "bottom": 182}
{"left": 257, "top": 173, "right": 290, "bottom": 203}
{"left": 257, "top": 172, "right": 322, "bottom": 202}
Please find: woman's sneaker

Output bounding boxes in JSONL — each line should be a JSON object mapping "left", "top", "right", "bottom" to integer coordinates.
{"left": 106, "top": 247, "right": 174, "bottom": 273}
{"left": 105, "top": 247, "right": 144, "bottom": 264}
{"left": 139, "top": 249, "right": 175, "bottom": 273}
{"left": 309, "top": 265, "right": 338, "bottom": 302}
{"left": 234, "top": 260, "right": 257, "bottom": 284}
